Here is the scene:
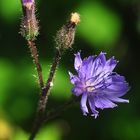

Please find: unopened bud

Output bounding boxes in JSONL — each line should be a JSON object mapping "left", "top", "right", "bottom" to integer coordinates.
{"left": 22, "top": 0, "right": 34, "bottom": 10}
{"left": 55, "top": 12, "right": 80, "bottom": 51}
{"left": 20, "top": 0, "right": 39, "bottom": 41}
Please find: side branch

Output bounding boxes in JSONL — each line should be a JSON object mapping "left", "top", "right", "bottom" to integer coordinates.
{"left": 38, "top": 49, "right": 61, "bottom": 114}
{"left": 29, "top": 96, "right": 79, "bottom": 140}
{"left": 44, "top": 50, "right": 61, "bottom": 96}
{"left": 44, "top": 96, "right": 79, "bottom": 122}
{"left": 29, "top": 50, "right": 61, "bottom": 140}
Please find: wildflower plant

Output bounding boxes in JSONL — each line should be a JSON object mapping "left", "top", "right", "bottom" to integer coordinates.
{"left": 19, "top": 0, "right": 130, "bottom": 139}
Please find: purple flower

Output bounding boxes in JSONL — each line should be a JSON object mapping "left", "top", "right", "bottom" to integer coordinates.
{"left": 22, "top": 0, "right": 33, "bottom": 3}
{"left": 22, "top": 0, "right": 34, "bottom": 6}
{"left": 69, "top": 52, "right": 129, "bottom": 118}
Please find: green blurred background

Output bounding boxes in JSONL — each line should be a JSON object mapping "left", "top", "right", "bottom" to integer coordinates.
{"left": 0, "top": 0, "right": 140, "bottom": 139}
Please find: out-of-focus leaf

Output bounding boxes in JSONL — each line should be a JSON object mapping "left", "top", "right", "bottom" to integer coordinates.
{"left": 7, "top": 97, "right": 34, "bottom": 122}
{"left": 0, "top": 0, "right": 21, "bottom": 22}
{"left": 112, "top": 117, "right": 140, "bottom": 140}
{"left": 18, "top": 59, "right": 37, "bottom": 88}
{"left": 77, "top": 2, "right": 121, "bottom": 49}
{"left": 13, "top": 128, "right": 28, "bottom": 140}
{"left": 36, "top": 122, "right": 63, "bottom": 140}
{"left": 51, "top": 67, "right": 72, "bottom": 100}
{"left": 0, "top": 119, "right": 12, "bottom": 140}
{"left": 0, "top": 60, "right": 15, "bottom": 105}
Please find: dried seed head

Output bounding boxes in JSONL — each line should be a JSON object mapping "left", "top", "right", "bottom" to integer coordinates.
{"left": 55, "top": 26, "right": 75, "bottom": 51}
{"left": 55, "top": 12, "right": 80, "bottom": 51}
{"left": 70, "top": 13, "right": 80, "bottom": 25}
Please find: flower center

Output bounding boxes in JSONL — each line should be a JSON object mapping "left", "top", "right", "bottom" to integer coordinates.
{"left": 85, "top": 80, "right": 95, "bottom": 92}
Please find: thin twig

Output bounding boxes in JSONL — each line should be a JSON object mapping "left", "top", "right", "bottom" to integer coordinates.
{"left": 29, "top": 96, "right": 78, "bottom": 140}
{"left": 29, "top": 50, "right": 61, "bottom": 140}
{"left": 39, "top": 49, "right": 61, "bottom": 113}
{"left": 44, "top": 96, "right": 79, "bottom": 122}
{"left": 28, "top": 40, "right": 44, "bottom": 88}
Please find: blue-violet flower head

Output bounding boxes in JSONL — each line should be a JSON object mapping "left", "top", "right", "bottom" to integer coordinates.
{"left": 22, "top": 0, "right": 34, "bottom": 6}
{"left": 69, "top": 52, "right": 129, "bottom": 118}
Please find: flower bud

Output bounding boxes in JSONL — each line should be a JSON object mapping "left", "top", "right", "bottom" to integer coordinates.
{"left": 20, "top": 0, "right": 39, "bottom": 41}
{"left": 22, "top": 0, "right": 34, "bottom": 9}
{"left": 55, "top": 12, "right": 80, "bottom": 51}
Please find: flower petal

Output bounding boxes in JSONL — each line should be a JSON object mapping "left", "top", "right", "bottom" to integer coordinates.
{"left": 104, "top": 57, "right": 117, "bottom": 73}
{"left": 90, "top": 52, "right": 106, "bottom": 77}
{"left": 98, "top": 52, "right": 106, "bottom": 65}
{"left": 72, "top": 87, "right": 83, "bottom": 96}
{"left": 108, "top": 97, "right": 129, "bottom": 103}
{"left": 88, "top": 97, "right": 99, "bottom": 118}
{"left": 79, "top": 56, "right": 94, "bottom": 79}
{"left": 103, "top": 74, "right": 129, "bottom": 97}
{"left": 69, "top": 71, "right": 79, "bottom": 84}
{"left": 80, "top": 93, "right": 88, "bottom": 115}
{"left": 94, "top": 96, "right": 117, "bottom": 109}
{"left": 74, "top": 52, "right": 82, "bottom": 71}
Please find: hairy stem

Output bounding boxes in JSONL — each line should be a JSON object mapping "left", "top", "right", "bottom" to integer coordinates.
{"left": 39, "top": 49, "right": 61, "bottom": 113}
{"left": 28, "top": 40, "right": 44, "bottom": 88}
{"left": 29, "top": 50, "right": 61, "bottom": 140}
{"left": 44, "top": 50, "right": 61, "bottom": 95}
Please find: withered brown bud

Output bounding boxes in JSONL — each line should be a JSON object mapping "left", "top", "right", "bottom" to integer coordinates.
{"left": 55, "top": 12, "right": 80, "bottom": 51}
